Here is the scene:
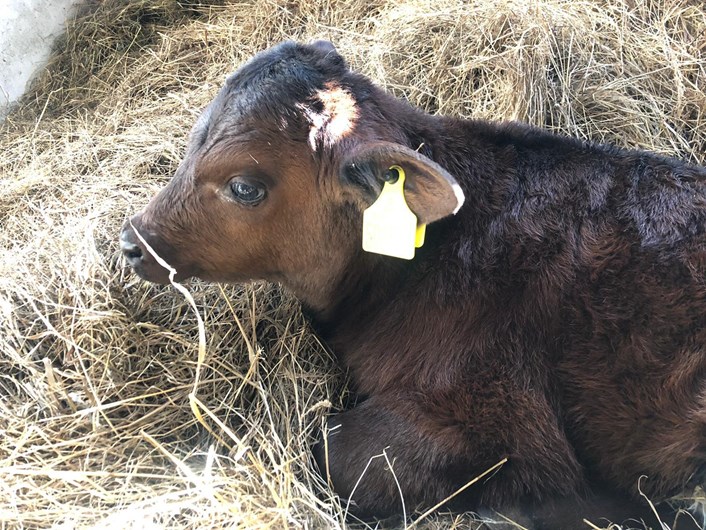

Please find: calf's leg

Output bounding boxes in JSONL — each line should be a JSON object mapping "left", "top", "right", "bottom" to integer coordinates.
{"left": 313, "top": 391, "right": 584, "bottom": 523}
{"left": 313, "top": 392, "right": 686, "bottom": 529}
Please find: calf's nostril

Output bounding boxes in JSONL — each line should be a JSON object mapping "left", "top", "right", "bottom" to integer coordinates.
{"left": 120, "top": 238, "right": 143, "bottom": 262}
{"left": 126, "top": 246, "right": 143, "bottom": 260}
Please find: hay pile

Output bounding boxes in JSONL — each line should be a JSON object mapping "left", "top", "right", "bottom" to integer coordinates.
{"left": 1, "top": 0, "right": 704, "bottom": 528}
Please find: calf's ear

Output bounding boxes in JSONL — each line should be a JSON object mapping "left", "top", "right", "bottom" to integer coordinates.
{"left": 341, "top": 142, "right": 465, "bottom": 224}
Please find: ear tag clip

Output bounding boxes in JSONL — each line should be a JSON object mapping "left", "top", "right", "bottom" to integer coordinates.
{"left": 362, "top": 165, "right": 427, "bottom": 260}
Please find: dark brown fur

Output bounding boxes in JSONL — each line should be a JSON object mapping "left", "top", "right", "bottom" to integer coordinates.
{"left": 121, "top": 41, "right": 706, "bottom": 529}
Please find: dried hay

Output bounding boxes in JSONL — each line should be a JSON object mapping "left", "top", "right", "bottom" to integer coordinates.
{"left": 1, "top": 0, "right": 705, "bottom": 529}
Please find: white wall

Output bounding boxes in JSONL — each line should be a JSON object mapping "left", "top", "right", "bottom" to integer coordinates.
{"left": 0, "top": 0, "right": 83, "bottom": 120}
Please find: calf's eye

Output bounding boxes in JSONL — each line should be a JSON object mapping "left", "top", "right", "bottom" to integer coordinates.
{"left": 229, "top": 178, "right": 266, "bottom": 205}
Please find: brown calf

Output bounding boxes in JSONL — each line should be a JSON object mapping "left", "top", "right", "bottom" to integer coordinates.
{"left": 121, "top": 41, "right": 706, "bottom": 529}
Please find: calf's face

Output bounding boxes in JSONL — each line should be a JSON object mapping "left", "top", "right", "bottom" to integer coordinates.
{"left": 120, "top": 41, "right": 463, "bottom": 306}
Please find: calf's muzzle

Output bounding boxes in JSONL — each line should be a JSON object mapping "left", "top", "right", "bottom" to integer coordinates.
{"left": 120, "top": 215, "right": 188, "bottom": 284}
{"left": 119, "top": 227, "right": 143, "bottom": 264}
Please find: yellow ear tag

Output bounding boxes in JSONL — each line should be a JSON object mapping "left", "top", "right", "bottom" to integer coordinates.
{"left": 362, "top": 165, "right": 427, "bottom": 260}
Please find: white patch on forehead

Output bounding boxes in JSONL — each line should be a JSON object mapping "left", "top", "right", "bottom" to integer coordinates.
{"left": 318, "top": 85, "right": 358, "bottom": 143}
{"left": 299, "top": 83, "right": 358, "bottom": 151}
{"left": 303, "top": 109, "right": 327, "bottom": 150}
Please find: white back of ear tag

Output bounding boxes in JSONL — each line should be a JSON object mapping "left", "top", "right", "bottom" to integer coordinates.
{"left": 362, "top": 165, "right": 427, "bottom": 260}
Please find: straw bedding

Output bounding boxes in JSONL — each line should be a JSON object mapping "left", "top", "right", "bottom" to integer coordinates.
{"left": 1, "top": 1, "right": 705, "bottom": 528}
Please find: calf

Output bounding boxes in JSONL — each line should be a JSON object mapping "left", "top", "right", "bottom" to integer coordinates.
{"left": 120, "top": 41, "right": 706, "bottom": 529}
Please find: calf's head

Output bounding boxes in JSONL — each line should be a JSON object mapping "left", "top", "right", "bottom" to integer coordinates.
{"left": 120, "top": 41, "right": 463, "bottom": 309}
